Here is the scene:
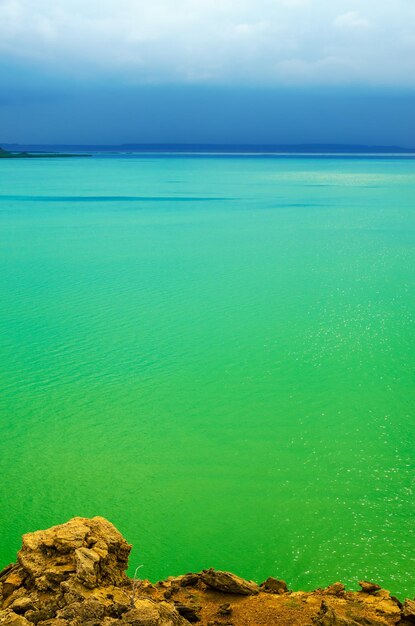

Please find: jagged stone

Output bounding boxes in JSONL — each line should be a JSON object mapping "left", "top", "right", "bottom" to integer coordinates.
{"left": 0, "top": 610, "right": 31, "bottom": 625}
{"left": 120, "top": 599, "right": 188, "bottom": 625}
{"left": 357, "top": 589, "right": 401, "bottom": 618}
{"left": 78, "top": 597, "right": 107, "bottom": 621}
{"left": 174, "top": 601, "right": 201, "bottom": 622}
{"left": 312, "top": 600, "right": 389, "bottom": 626}
{"left": 24, "top": 608, "right": 55, "bottom": 624}
{"left": 324, "top": 583, "right": 345, "bottom": 596}
{"left": 313, "top": 600, "right": 360, "bottom": 625}
{"left": 74, "top": 547, "right": 100, "bottom": 588}
{"left": 1, "top": 571, "right": 24, "bottom": 600}
{"left": 200, "top": 569, "right": 259, "bottom": 595}
{"left": 0, "top": 567, "right": 15, "bottom": 583}
{"left": 176, "top": 575, "right": 200, "bottom": 588}
{"left": 260, "top": 577, "right": 288, "bottom": 594}
{"left": 216, "top": 603, "right": 232, "bottom": 616}
{"left": 358, "top": 581, "right": 382, "bottom": 594}
{"left": 17, "top": 517, "right": 131, "bottom": 591}
{"left": 8, "top": 597, "right": 34, "bottom": 614}
{"left": 402, "top": 599, "right": 415, "bottom": 622}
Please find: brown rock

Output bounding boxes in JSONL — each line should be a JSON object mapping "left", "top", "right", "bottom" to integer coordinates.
{"left": 0, "top": 567, "right": 15, "bottom": 583}
{"left": 24, "top": 608, "right": 55, "bottom": 624}
{"left": 174, "top": 601, "right": 201, "bottom": 622}
{"left": 200, "top": 569, "right": 259, "bottom": 595}
{"left": 313, "top": 600, "right": 359, "bottom": 625}
{"left": 56, "top": 600, "right": 82, "bottom": 621}
{"left": 17, "top": 517, "right": 131, "bottom": 591}
{"left": 402, "top": 598, "right": 415, "bottom": 622}
{"left": 324, "top": 583, "right": 346, "bottom": 596}
{"left": 0, "top": 610, "right": 32, "bottom": 625}
{"left": 358, "top": 581, "right": 381, "bottom": 594}
{"left": 260, "top": 577, "right": 289, "bottom": 594}
{"left": 74, "top": 547, "right": 100, "bottom": 588}
{"left": 2, "top": 572, "right": 24, "bottom": 599}
{"left": 121, "top": 599, "right": 188, "bottom": 625}
{"left": 179, "top": 575, "right": 200, "bottom": 588}
{"left": 216, "top": 603, "right": 232, "bottom": 616}
{"left": 8, "top": 597, "right": 34, "bottom": 614}
{"left": 107, "top": 600, "right": 130, "bottom": 618}
{"left": 79, "top": 597, "right": 107, "bottom": 621}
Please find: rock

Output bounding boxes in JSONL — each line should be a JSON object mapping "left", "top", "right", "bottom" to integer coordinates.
{"left": 260, "top": 577, "right": 289, "bottom": 594}
{"left": 0, "top": 568, "right": 15, "bottom": 583}
{"left": 0, "top": 610, "right": 32, "bottom": 625}
{"left": 200, "top": 569, "right": 259, "bottom": 595}
{"left": 358, "top": 581, "right": 381, "bottom": 594}
{"left": 1, "top": 572, "right": 24, "bottom": 599}
{"left": 17, "top": 517, "right": 131, "bottom": 591}
{"left": 402, "top": 599, "right": 415, "bottom": 622}
{"left": 312, "top": 600, "right": 388, "bottom": 626}
{"left": 390, "top": 596, "right": 403, "bottom": 608}
{"left": 313, "top": 600, "right": 359, "bottom": 625}
{"left": 174, "top": 601, "right": 201, "bottom": 622}
{"left": 324, "top": 583, "right": 345, "bottom": 596}
{"left": 79, "top": 597, "right": 107, "bottom": 621}
{"left": 8, "top": 597, "right": 34, "bottom": 614}
{"left": 74, "top": 547, "right": 100, "bottom": 588}
{"left": 55, "top": 601, "right": 83, "bottom": 621}
{"left": 107, "top": 600, "right": 130, "bottom": 618}
{"left": 216, "top": 603, "right": 232, "bottom": 616}
{"left": 179, "top": 575, "right": 200, "bottom": 588}
{"left": 357, "top": 589, "right": 401, "bottom": 618}
{"left": 121, "top": 599, "right": 188, "bottom": 625}
{"left": 24, "top": 608, "right": 55, "bottom": 624}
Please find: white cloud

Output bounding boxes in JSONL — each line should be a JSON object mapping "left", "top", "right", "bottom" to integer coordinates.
{"left": 0, "top": 0, "right": 414, "bottom": 86}
{"left": 333, "top": 11, "right": 371, "bottom": 30}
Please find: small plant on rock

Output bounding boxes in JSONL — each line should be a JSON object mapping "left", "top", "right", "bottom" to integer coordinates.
{"left": 123, "top": 565, "right": 144, "bottom": 608}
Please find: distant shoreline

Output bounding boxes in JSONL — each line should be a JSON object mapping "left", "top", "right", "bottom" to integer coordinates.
{"left": 3, "top": 142, "right": 415, "bottom": 155}
{"left": 0, "top": 147, "right": 91, "bottom": 159}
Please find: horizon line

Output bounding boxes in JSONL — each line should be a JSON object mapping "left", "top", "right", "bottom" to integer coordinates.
{"left": 3, "top": 142, "right": 415, "bottom": 153}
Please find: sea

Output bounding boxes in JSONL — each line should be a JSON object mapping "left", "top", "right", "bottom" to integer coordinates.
{"left": 0, "top": 151, "right": 414, "bottom": 597}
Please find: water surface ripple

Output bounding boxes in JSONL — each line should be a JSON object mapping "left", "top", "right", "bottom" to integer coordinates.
{"left": 0, "top": 155, "right": 414, "bottom": 597}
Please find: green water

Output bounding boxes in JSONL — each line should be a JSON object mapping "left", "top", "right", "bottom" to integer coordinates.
{"left": 0, "top": 155, "right": 414, "bottom": 597}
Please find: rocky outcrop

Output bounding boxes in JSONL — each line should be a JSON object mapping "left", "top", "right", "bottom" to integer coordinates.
{"left": 0, "top": 517, "right": 412, "bottom": 626}
{"left": 17, "top": 516, "right": 130, "bottom": 591}
{"left": 0, "top": 517, "right": 187, "bottom": 626}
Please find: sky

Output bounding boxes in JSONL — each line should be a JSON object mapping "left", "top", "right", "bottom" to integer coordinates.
{"left": 1, "top": 0, "right": 414, "bottom": 145}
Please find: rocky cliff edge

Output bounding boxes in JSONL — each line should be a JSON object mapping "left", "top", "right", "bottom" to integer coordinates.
{"left": 0, "top": 516, "right": 413, "bottom": 626}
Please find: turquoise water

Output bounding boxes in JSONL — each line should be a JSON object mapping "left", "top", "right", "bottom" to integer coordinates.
{"left": 0, "top": 155, "right": 414, "bottom": 597}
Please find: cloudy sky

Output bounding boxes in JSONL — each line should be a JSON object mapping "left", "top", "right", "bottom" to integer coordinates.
{"left": 1, "top": 0, "right": 414, "bottom": 145}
